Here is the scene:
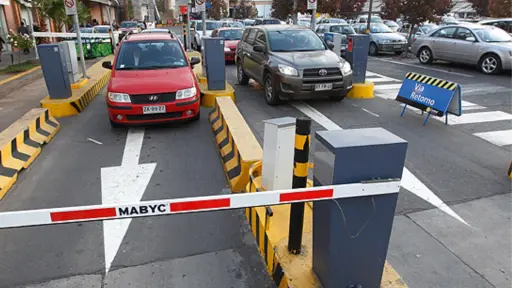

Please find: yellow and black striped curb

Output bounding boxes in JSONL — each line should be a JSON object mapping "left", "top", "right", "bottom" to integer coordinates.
{"left": 0, "top": 108, "right": 59, "bottom": 199}
{"left": 245, "top": 162, "right": 408, "bottom": 288}
{"left": 208, "top": 97, "right": 262, "bottom": 192}
{"left": 405, "top": 72, "right": 457, "bottom": 90}
{"left": 40, "top": 55, "right": 113, "bottom": 117}
{"left": 508, "top": 161, "right": 512, "bottom": 179}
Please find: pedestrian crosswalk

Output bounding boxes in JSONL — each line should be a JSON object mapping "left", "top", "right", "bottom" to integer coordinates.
{"left": 366, "top": 71, "right": 512, "bottom": 148}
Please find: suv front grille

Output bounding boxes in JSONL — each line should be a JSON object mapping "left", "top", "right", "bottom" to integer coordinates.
{"left": 130, "top": 92, "right": 176, "bottom": 104}
{"left": 303, "top": 68, "right": 342, "bottom": 78}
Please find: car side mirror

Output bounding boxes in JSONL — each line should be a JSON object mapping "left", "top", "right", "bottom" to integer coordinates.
{"left": 253, "top": 44, "right": 266, "bottom": 53}
{"left": 189, "top": 56, "right": 200, "bottom": 66}
{"left": 466, "top": 36, "right": 476, "bottom": 42}
{"left": 102, "top": 61, "right": 112, "bottom": 70}
{"left": 327, "top": 42, "right": 335, "bottom": 50}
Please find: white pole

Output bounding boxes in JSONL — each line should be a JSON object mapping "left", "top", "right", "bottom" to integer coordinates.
{"left": 73, "top": 13, "right": 87, "bottom": 79}
{"left": 310, "top": 9, "right": 316, "bottom": 31}
{"left": 27, "top": 8, "right": 38, "bottom": 59}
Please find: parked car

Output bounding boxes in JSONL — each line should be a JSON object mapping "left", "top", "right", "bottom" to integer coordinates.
{"left": 191, "top": 20, "right": 221, "bottom": 50}
{"left": 317, "top": 18, "right": 347, "bottom": 24}
{"left": 211, "top": 27, "right": 243, "bottom": 61}
{"left": 241, "top": 19, "right": 256, "bottom": 27}
{"left": 411, "top": 24, "right": 512, "bottom": 74}
{"left": 140, "top": 28, "right": 171, "bottom": 34}
{"left": 478, "top": 18, "right": 512, "bottom": 35}
{"left": 101, "top": 33, "right": 201, "bottom": 126}
{"left": 383, "top": 20, "right": 399, "bottom": 32}
{"left": 93, "top": 25, "right": 112, "bottom": 33}
{"left": 316, "top": 23, "right": 357, "bottom": 56}
{"left": 254, "top": 18, "right": 281, "bottom": 25}
{"left": 235, "top": 25, "right": 353, "bottom": 105}
{"left": 397, "top": 23, "right": 439, "bottom": 47}
{"left": 352, "top": 23, "right": 407, "bottom": 55}
{"left": 297, "top": 20, "right": 311, "bottom": 27}
{"left": 356, "top": 15, "right": 382, "bottom": 23}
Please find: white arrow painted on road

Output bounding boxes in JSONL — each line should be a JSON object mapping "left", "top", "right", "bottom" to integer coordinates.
{"left": 101, "top": 128, "right": 156, "bottom": 273}
{"left": 292, "top": 102, "right": 469, "bottom": 226}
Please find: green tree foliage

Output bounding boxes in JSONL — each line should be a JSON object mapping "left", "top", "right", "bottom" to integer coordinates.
{"left": 317, "top": 0, "right": 366, "bottom": 18}
{"left": 127, "top": 0, "right": 134, "bottom": 19}
{"left": 209, "top": 0, "right": 228, "bottom": 20}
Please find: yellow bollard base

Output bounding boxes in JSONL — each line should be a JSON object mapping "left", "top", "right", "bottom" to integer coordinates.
{"left": 347, "top": 82, "right": 375, "bottom": 99}
{"left": 199, "top": 82, "right": 235, "bottom": 107}
{"left": 71, "top": 78, "right": 89, "bottom": 89}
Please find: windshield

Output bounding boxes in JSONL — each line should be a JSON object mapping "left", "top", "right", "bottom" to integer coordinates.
{"left": 329, "top": 25, "right": 356, "bottom": 34}
{"left": 421, "top": 24, "right": 438, "bottom": 33}
{"left": 268, "top": 29, "right": 325, "bottom": 52}
{"left": 298, "top": 21, "right": 310, "bottom": 26}
{"left": 384, "top": 21, "right": 398, "bottom": 27}
{"left": 330, "top": 19, "right": 347, "bottom": 24}
{"left": 115, "top": 40, "right": 187, "bottom": 70}
{"left": 94, "top": 26, "right": 110, "bottom": 33}
{"left": 229, "top": 22, "right": 244, "bottom": 28}
{"left": 370, "top": 23, "right": 393, "bottom": 33}
{"left": 263, "top": 19, "right": 281, "bottom": 24}
{"left": 474, "top": 27, "right": 512, "bottom": 42}
{"left": 196, "top": 22, "right": 220, "bottom": 31}
{"left": 120, "top": 22, "right": 137, "bottom": 28}
{"left": 219, "top": 29, "right": 243, "bottom": 40}
{"left": 80, "top": 28, "right": 93, "bottom": 33}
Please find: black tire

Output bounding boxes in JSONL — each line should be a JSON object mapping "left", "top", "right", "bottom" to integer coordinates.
{"left": 479, "top": 53, "right": 501, "bottom": 75}
{"left": 395, "top": 51, "right": 403, "bottom": 56}
{"left": 110, "top": 119, "right": 123, "bottom": 128}
{"left": 418, "top": 47, "right": 434, "bottom": 64}
{"left": 369, "top": 42, "right": 378, "bottom": 56}
{"left": 264, "top": 73, "right": 280, "bottom": 106}
{"left": 329, "top": 91, "right": 348, "bottom": 102}
{"left": 237, "top": 60, "right": 249, "bottom": 85}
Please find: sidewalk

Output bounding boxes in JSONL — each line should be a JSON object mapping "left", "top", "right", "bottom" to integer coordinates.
{"left": 0, "top": 58, "right": 102, "bottom": 132}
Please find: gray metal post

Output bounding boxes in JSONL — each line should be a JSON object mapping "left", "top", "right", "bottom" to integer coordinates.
{"left": 73, "top": 13, "right": 87, "bottom": 79}
{"left": 310, "top": 10, "right": 316, "bottom": 31}
{"left": 366, "top": 0, "right": 373, "bottom": 33}
{"left": 27, "top": 9, "right": 38, "bottom": 59}
{"left": 106, "top": 5, "right": 115, "bottom": 47}
{"left": 202, "top": 11, "right": 206, "bottom": 37}
{"left": 186, "top": 5, "right": 191, "bottom": 51}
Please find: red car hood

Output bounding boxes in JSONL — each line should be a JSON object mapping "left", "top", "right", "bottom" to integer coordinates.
{"left": 224, "top": 40, "right": 239, "bottom": 49}
{"left": 110, "top": 67, "right": 196, "bottom": 95}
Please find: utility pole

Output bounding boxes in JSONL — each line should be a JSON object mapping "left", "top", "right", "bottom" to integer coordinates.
{"left": 366, "top": 0, "right": 373, "bottom": 33}
{"left": 293, "top": 0, "right": 298, "bottom": 24}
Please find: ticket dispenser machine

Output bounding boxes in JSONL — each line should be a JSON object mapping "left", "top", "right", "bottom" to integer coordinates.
{"left": 345, "top": 34, "right": 370, "bottom": 83}
{"left": 201, "top": 37, "right": 226, "bottom": 90}
{"left": 324, "top": 32, "right": 343, "bottom": 57}
{"left": 37, "top": 42, "right": 72, "bottom": 99}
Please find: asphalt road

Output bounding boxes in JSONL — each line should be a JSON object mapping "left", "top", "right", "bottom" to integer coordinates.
{"left": 225, "top": 56, "right": 511, "bottom": 287}
{"left": 0, "top": 88, "right": 273, "bottom": 287}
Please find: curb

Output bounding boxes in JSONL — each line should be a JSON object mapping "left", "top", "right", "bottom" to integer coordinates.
{"left": 246, "top": 163, "right": 408, "bottom": 288}
{"left": 0, "top": 108, "right": 59, "bottom": 199}
{"left": 71, "top": 78, "right": 89, "bottom": 89}
{"left": 40, "top": 56, "right": 113, "bottom": 117}
{"left": 347, "top": 82, "right": 374, "bottom": 99}
{"left": 208, "top": 97, "right": 262, "bottom": 192}
{"left": 0, "top": 66, "right": 41, "bottom": 86}
{"left": 508, "top": 161, "right": 512, "bottom": 179}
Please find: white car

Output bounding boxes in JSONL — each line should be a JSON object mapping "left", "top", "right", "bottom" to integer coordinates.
{"left": 191, "top": 20, "right": 221, "bottom": 50}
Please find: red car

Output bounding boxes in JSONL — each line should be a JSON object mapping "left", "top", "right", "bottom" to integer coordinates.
{"left": 101, "top": 33, "right": 201, "bottom": 127}
{"left": 211, "top": 27, "right": 243, "bottom": 61}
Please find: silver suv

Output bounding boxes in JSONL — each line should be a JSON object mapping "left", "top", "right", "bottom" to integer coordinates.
{"left": 235, "top": 25, "right": 353, "bottom": 105}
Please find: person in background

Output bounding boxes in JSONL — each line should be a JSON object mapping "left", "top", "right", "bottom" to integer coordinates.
{"left": 0, "top": 35, "right": 4, "bottom": 62}
{"left": 18, "top": 22, "right": 30, "bottom": 54}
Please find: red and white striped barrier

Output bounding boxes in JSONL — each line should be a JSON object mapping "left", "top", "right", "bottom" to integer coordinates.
{"left": 0, "top": 181, "right": 400, "bottom": 229}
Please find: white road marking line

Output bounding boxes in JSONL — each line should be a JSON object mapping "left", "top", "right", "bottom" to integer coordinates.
{"left": 361, "top": 108, "right": 380, "bottom": 117}
{"left": 367, "top": 77, "right": 398, "bottom": 83}
{"left": 463, "top": 105, "right": 486, "bottom": 111}
{"left": 461, "top": 100, "right": 478, "bottom": 107}
{"left": 87, "top": 138, "right": 103, "bottom": 145}
{"left": 293, "top": 101, "right": 468, "bottom": 225}
{"left": 101, "top": 128, "right": 157, "bottom": 273}
{"left": 435, "top": 111, "right": 512, "bottom": 125}
{"left": 474, "top": 130, "right": 512, "bottom": 146}
{"left": 371, "top": 57, "right": 474, "bottom": 78}
{"left": 374, "top": 83, "right": 403, "bottom": 90}
{"left": 375, "top": 90, "right": 399, "bottom": 100}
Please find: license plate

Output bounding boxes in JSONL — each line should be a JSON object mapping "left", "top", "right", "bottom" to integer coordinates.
{"left": 394, "top": 44, "right": 402, "bottom": 48}
{"left": 315, "top": 83, "right": 333, "bottom": 91}
{"left": 143, "top": 105, "right": 166, "bottom": 114}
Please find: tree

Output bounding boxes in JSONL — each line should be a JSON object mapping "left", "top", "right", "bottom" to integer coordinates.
{"left": 467, "top": 0, "right": 489, "bottom": 16}
{"left": 127, "top": 0, "right": 134, "bottom": 19}
{"left": 271, "top": 0, "right": 293, "bottom": 20}
{"left": 250, "top": 1, "right": 258, "bottom": 18}
{"left": 380, "top": 0, "right": 401, "bottom": 20}
{"left": 235, "top": 0, "right": 253, "bottom": 19}
{"left": 488, "top": 0, "right": 511, "bottom": 17}
{"left": 209, "top": 0, "right": 228, "bottom": 19}
{"left": 317, "top": 0, "right": 365, "bottom": 18}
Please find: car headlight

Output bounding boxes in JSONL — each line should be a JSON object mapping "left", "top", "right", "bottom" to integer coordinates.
{"left": 379, "top": 39, "right": 391, "bottom": 44}
{"left": 340, "top": 62, "right": 352, "bottom": 75}
{"left": 108, "top": 92, "right": 131, "bottom": 103}
{"left": 176, "top": 87, "right": 197, "bottom": 100}
{"left": 278, "top": 64, "right": 298, "bottom": 76}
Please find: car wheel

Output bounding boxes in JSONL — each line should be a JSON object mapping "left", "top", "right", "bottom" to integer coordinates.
{"left": 418, "top": 47, "right": 433, "bottom": 64}
{"left": 369, "top": 42, "right": 378, "bottom": 56}
{"left": 479, "top": 54, "right": 501, "bottom": 75}
{"left": 237, "top": 61, "right": 249, "bottom": 85}
{"left": 110, "top": 119, "right": 123, "bottom": 128}
{"left": 329, "top": 91, "right": 348, "bottom": 102}
{"left": 264, "top": 73, "right": 280, "bottom": 106}
{"left": 395, "top": 51, "right": 403, "bottom": 56}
